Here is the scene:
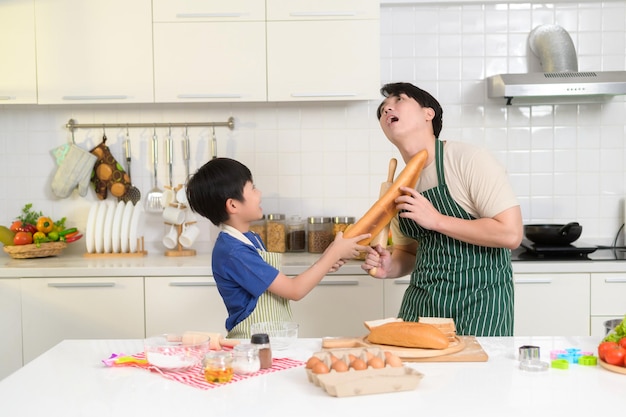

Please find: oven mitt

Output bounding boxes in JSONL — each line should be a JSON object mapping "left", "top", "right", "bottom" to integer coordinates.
{"left": 51, "top": 143, "right": 98, "bottom": 198}
{"left": 90, "top": 139, "right": 131, "bottom": 200}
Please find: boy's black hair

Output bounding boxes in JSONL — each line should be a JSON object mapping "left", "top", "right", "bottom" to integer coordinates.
{"left": 185, "top": 157, "right": 253, "bottom": 225}
{"left": 376, "top": 82, "right": 444, "bottom": 139}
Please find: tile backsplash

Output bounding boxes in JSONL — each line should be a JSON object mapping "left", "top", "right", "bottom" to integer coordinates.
{"left": 1, "top": 1, "right": 625, "bottom": 252}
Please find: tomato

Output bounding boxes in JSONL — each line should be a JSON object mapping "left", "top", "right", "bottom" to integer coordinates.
{"left": 604, "top": 346, "right": 626, "bottom": 366}
{"left": 619, "top": 337, "right": 626, "bottom": 350}
{"left": 10, "top": 221, "right": 22, "bottom": 233}
{"left": 13, "top": 231, "right": 33, "bottom": 245}
{"left": 598, "top": 341, "right": 618, "bottom": 361}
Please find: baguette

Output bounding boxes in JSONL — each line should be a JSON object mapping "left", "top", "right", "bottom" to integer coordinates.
{"left": 418, "top": 317, "right": 457, "bottom": 343}
{"left": 366, "top": 321, "right": 450, "bottom": 350}
{"left": 344, "top": 150, "right": 428, "bottom": 246}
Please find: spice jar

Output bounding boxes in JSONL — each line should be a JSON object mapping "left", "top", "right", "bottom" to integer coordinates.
{"left": 307, "top": 216, "right": 333, "bottom": 253}
{"left": 203, "top": 351, "right": 234, "bottom": 383}
{"left": 265, "top": 213, "right": 286, "bottom": 253}
{"left": 332, "top": 216, "right": 355, "bottom": 237}
{"left": 250, "top": 333, "right": 272, "bottom": 369}
{"left": 286, "top": 215, "right": 306, "bottom": 252}
{"left": 232, "top": 344, "right": 261, "bottom": 375}
{"left": 250, "top": 215, "right": 266, "bottom": 246}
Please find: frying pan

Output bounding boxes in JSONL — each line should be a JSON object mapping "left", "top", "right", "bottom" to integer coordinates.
{"left": 524, "top": 222, "right": 582, "bottom": 245}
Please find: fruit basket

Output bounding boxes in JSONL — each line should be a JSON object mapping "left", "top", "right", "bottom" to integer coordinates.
{"left": 3, "top": 241, "right": 67, "bottom": 259}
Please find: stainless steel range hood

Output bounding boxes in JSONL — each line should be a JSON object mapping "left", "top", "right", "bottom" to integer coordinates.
{"left": 486, "top": 25, "right": 626, "bottom": 105}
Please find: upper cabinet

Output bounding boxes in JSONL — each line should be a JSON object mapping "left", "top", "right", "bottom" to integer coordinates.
{"left": 266, "top": 0, "right": 380, "bottom": 101}
{"left": 34, "top": 0, "right": 154, "bottom": 104}
{"left": 0, "top": 0, "right": 37, "bottom": 104}
{"left": 152, "top": 0, "right": 267, "bottom": 103}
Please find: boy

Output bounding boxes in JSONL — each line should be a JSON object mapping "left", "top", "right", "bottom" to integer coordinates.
{"left": 186, "top": 157, "right": 372, "bottom": 338}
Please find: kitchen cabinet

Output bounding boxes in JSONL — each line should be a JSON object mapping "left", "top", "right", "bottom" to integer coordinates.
{"left": 590, "top": 272, "right": 626, "bottom": 337}
{"left": 0, "top": 279, "right": 22, "bottom": 380}
{"left": 266, "top": 0, "right": 380, "bottom": 101}
{"left": 145, "top": 276, "right": 228, "bottom": 335}
{"left": 20, "top": 276, "right": 144, "bottom": 364}
{"left": 514, "top": 273, "right": 590, "bottom": 336}
{"left": 383, "top": 275, "right": 410, "bottom": 318}
{"left": 34, "top": 0, "right": 153, "bottom": 104}
{"left": 0, "top": 0, "right": 37, "bottom": 104}
{"left": 152, "top": 0, "right": 266, "bottom": 103}
{"left": 289, "top": 275, "right": 384, "bottom": 337}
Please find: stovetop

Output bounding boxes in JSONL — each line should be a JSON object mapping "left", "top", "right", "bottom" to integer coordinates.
{"left": 512, "top": 239, "right": 626, "bottom": 261}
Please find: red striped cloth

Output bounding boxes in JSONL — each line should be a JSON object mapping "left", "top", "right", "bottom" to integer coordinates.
{"left": 109, "top": 352, "right": 304, "bottom": 390}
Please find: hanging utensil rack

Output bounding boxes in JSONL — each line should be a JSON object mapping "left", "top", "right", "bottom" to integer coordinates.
{"left": 65, "top": 116, "right": 235, "bottom": 132}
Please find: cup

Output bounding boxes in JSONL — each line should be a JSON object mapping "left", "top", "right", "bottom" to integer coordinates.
{"left": 176, "top": 186, "right": 189, "bottom": 205}
{"left": 162, "top": 224, "right": 178, "bottom": 249}
{"left": 179, "top": 224, "right": 200, "bottom": 248}
{"left": 163, "top": 205, "right": 185, "bottom": 225}
{"left": 161, "top": 188, "right": 176, "bottom": 207}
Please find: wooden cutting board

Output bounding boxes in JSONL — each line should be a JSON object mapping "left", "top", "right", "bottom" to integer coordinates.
{"left": 321, "top": 335, "right": 488, "bottom": 363}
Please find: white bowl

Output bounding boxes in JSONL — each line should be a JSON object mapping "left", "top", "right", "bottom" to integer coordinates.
{"left": 249, "top": 321, "right": 299, "bottom": 350}
{"left": 144, "top": 333, "right": 210, "bottom": 371}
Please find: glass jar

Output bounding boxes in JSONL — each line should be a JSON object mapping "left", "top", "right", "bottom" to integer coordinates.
{"left": 265, "top": 213, "right": 286, "bottom": 253}
{"left": 286, "top": 215, "right": 306, "bottom": 252}
{"left": 203, "top": 351, "right": 234, "bottom": 383}
{"left": 332, "top": 216, "right": 355, "bottom": 237}
{"left": 307, "top": 216, "right": 333, "bottom": 253}
{"left": 250, "top": 215, "right": 266, "bottom": 246}
{"left": 232, "top": 344, "right": 261, "bottom": 375}
{"left": 250, "top": 333, "right": 273, "bottom": 369}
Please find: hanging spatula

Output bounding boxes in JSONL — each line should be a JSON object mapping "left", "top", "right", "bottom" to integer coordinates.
{"left": 145, "top": 130, "right": 164, "bottom": 213}
{"left": 120, "top": 129, "right": 141, "bottom": 204}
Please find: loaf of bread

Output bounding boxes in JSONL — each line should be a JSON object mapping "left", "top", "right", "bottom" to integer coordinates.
{"left": 418, "top": 317, "right": 457, "bottom": 343}
{"left": 366, "top": 321, "right": 450, "bottom": 350}
{"left": 343, "top": 150, "right": 428, "bottom": 246}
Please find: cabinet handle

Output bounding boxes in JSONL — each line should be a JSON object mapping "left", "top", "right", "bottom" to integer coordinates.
{"left": 604, "top": 277, "right": 626, "bottom": 283}
{"left": 48, "top": 282, "right": 115, "bottom": 288}
{"left": 170, "top": 282, "right": 217, "bottom": 287}
{"left": 177, "top": 94, "right": 243, "bottom": 99}
{"left": 514, "top": 278, "right": 552, "bottom": 284}
{"left": 290, "top": 92, "right": 358, "bottom": 98}
{"left": 289, "top": 12, "right": 358, "bottom": 17}
{"left": 0, "top": 96, "right": 14, "bottom": 100}
{"left": 394, "top": 279, "right": 411, "bottom": 285}
{"left": 318, "top": 280, "right": 359, "bottom": 286}
{"left": 62, "top": 95, "right": 129, "bottom": 101}
{"left": 175, "top": 13, "right": 249, "bottom": 19}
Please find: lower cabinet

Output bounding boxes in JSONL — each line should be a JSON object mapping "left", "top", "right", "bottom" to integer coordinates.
{"left": 383, "top": 276, "right": 410, "bottom": 318}
{"left": 590, "top": 273, "right": 626, "bottom": 337}
{"left": 289, "top": 275, "right": 384, "bottom": 338}
{"left": 20, "top": 277, "right": 145, "bottom": 364}
{"left": 0, "top": 279, "right": 22, "bottom": 380}
{"left": 145, "top": 276, "right": 228, "bottom": 335}
{"left": 514, "top": 273, "right": 590, "bottom": 336}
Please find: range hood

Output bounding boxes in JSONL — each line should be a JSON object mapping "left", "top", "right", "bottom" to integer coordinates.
{"left": 487, "top": 25, "right": 626, "bottom": 105}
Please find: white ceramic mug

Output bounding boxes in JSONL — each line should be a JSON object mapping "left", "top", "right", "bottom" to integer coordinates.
{"left": 179, "top": 224, "right": 200, "bottom": 248}
{"left": 162, "top": 205, "right": 185, "bottom": 225}
{"left": 162, "top": 224, "right": 178, "bottom": 249}
{"left": 176, "top": 186, "right": 188, "bottom": 205}
{"left": 161, "top": 188, "right": 176, "bottom": 208}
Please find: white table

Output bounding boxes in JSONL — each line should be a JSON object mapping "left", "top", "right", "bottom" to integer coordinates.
{"left": 0, "top": 337, "right": 621, "bottom": 416}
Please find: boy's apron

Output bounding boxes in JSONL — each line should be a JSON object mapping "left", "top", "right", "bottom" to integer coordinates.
{"left": 397, "top": 139, "right": 514, "bottom": 337}
{"left": 221, "top": 225, "right": 292, "bottom": 339}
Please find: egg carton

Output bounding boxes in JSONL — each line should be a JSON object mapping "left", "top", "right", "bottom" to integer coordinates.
{"left": 305, "top": 347, "right": 423, "bottom": 397}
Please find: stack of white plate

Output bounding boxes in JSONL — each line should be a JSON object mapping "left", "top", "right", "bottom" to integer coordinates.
{"left": 85, "top": 200, "right": 145, "bottom": 254}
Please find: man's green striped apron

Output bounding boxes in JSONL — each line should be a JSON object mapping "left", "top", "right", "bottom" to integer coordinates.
{"left": 222, "top": 226, "right": 292, "bottom": 339}
{"left": 398, "top": 139, "right": 514, "bottom": 337}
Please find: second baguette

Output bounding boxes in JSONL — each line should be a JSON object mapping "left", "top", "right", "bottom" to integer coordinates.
{"left": 367, "top": 321, "right": 450, "bottom": 350}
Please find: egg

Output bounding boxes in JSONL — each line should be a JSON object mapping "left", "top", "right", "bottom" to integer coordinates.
{"left": 384, "top": 351, "right": 403, "bottom": 367}
{"left": 350, "top": 358, "right": 367, "bottom": 371}
{"left": 306, "top": 356, "right": 322, "bottom": 369}
{"left": 367, "top": 356, "right": 385, "bottom": 369}
{"left": 331, "top": 360, "right": 349, "bottom": 372}
{"left": 365, "top": 351, "right": 375, "bottom": 361}
{"left": 311, "top": 362, "right": 330, "bottom": 374}
{"left": 348, "top": 353, "right": 357, "bottom": 363}
{"left": 328, "top": 353, "right": 339, "bottom": 364}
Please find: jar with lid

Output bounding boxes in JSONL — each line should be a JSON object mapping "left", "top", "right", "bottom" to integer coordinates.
{"left": 203, "top": 351, "right": 234, "bottom": 383}
{"left": 307, "top": 216, "right": 333, "bottom": 253}
{"left": 232, "top": 343, "right": 261, "bottom": 375}
{"left": 286, "top": 215, "right": 306, "bottom": 252}
{"left": 250, "top": 333, "right": 272, "bottom": 369}
{"left": 250, "top": 215, "right": 266, "bottom": 246}
{"left": 265, "top": 213, "right": 286, "bottom": 253}
{"left": 332, "top": 216, "right": 355, "bottom": 237}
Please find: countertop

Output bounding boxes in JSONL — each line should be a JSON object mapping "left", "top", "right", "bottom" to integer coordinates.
{"left": 0, "top": 336, "right": 621, "bottom": 416}
{"left": 2, "top": 242, "right": 626, "bottom": 278}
